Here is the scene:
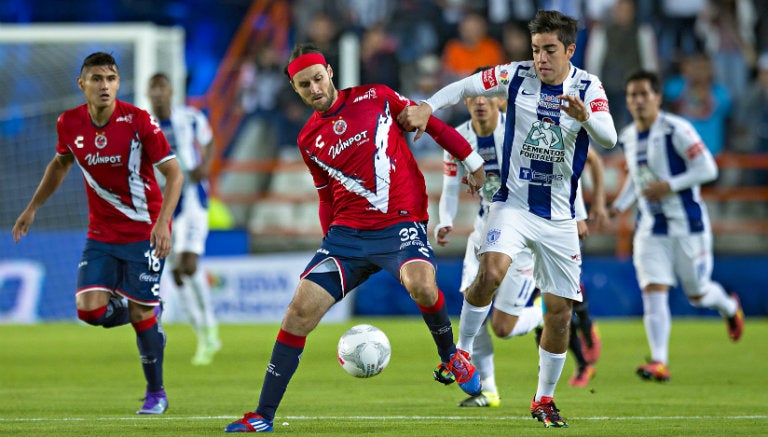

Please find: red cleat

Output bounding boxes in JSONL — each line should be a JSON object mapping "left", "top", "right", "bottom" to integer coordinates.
{"left": 727, "top": 293, "right": 744, "bottom": 342}
{"left": 579, "top": 322, "right": 602, "bottom": 364}
{"left": 568, "top": 364, "right": 596, "bottom": 387}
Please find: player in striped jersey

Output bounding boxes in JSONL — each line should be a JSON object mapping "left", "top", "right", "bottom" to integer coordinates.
{"left": 611, "top": 70, "right": 744, "bottom": 383}
{"left": 148, "top": 73, "right": 222, "bottom": 366}
{"left": 399, "top": 10, "right": 617, "bottom": 428}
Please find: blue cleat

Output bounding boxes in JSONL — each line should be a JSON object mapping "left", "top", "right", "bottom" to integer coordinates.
{"left": 225, "top": 412, "right": 273, "bottom": 433}
{"left": 446, "top": 349, "right": 482, "bottom": 396}
{"left": 136, "top": 389, "right": 168, "bottom": 414}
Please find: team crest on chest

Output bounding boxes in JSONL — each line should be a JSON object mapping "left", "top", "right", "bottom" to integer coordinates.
{"left": 94, "top": 132, "right": 108, "bottom": 149}
{"left": 333, "top": 118, "right": 347, "bottom": 135}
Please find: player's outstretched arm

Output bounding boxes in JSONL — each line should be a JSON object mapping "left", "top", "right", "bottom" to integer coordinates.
{"left": 12, "top": 154, "right": 74, "bottom": 243}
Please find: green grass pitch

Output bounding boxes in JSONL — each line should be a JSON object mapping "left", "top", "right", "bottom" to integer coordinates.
{"left": 1, "top": 317, "right": 766, "bottom": 436}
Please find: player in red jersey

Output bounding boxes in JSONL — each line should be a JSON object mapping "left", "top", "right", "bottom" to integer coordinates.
{"left": 12, "top": 52, "right": 183, "bottom": 415}
{"left": 225, "top": 43, "right": 486, "bottom": 433}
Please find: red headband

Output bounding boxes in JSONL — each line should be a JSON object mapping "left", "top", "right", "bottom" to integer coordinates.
{"left": 287, "top": 53, "right": 327, "bottom": 79}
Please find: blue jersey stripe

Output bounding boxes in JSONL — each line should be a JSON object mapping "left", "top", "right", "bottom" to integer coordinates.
{"left": 665, "top": 133, "right": 704, "bottom": 233}
{"left": 495, "top": 65, "right": 529, "bottom": 203}
{"left": 569, "top": 130, "right": 590, "bottom": 218}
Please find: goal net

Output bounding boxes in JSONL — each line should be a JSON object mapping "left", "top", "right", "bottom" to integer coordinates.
{"left": 0, "top": 24, "right": 185, "bottom": 322}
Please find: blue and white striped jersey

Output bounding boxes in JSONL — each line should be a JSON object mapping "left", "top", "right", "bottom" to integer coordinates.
{"left": 425, "top": 61, "right": 616, "bottom": 221}
{"left": 613, "top": 111, "right": 718, "bottom": 236}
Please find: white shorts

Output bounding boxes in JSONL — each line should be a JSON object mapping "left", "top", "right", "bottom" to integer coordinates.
{"left": 478, "top": 203, "right": 582, "bottom": 301}
{"left": 632, "top": 230, "right": 714, "bottom": 297}
{"left": 171, "top": 184, "right": 209, "bottom": 255}
{"left": 460, "top": 229, "right": 536, "bottom": 316}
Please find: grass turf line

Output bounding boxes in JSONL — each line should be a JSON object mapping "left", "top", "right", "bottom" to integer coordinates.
{"left": 1, "top": 318, "right": 766, "bottom": 436}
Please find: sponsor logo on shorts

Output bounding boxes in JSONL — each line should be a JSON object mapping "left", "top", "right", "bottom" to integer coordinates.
{"left": 139, "top": 273, "right": 160, "bottom": 282}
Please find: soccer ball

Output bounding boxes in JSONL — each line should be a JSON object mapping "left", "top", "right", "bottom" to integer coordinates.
{"left": 337, "top": 324, "right": 391, "bottom": 378}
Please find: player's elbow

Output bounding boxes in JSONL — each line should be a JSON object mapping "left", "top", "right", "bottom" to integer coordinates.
{"left": 703, "top": 165, "right": 718, "bottom": 184}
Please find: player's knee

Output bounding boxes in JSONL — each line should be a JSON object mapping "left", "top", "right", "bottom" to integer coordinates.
{"left": 180, "top": 262, "right": 197, "bottom": 277}
{"left": 407, "top": 284, "right": 437, "bottom": 305}
{"left": 475, "top": 268, "right": 504, "bottom": 295}
{"left": 687, "top": 294, "right": 705, "bottom": 307}
{"left": 77, "top": 306, "right": 108, "bottom": 326}
{"left": 490, "top": 320, "right": 513, "bottom": 338}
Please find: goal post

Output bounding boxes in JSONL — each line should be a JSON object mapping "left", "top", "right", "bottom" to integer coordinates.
{"left": 0, "top": 23, "right": 186, "bottom": 109}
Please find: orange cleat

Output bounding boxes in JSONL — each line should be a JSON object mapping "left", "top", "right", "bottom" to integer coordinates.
{"left": 636, "top": 361, "right": 670, "bottom": 382}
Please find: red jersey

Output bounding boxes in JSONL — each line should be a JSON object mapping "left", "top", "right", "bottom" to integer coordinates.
{"left": 55, "top": 100, "right": 174, "bottom": 243}
{"left": 297, "top": 85, "right": 472, "bottom": 230}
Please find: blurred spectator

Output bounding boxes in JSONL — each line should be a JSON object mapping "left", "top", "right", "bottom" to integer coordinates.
{"left": 388, "top": 1, "right": 441, "bottom": 95}
{"left": 388, "top": 1, "right": 440, "bottom": 63}
{"left": 237, "top": 45, "right": 285, "bottom": 116}
{"left": 291, "top": 0, "right": 340, "bottom": 44}
{"left": 733, "top": 53, "right": 768, "bottom": 185}
{"left": 657, "top": 0, "right": 706, "bottom": 73}
{"left": 359, "top": 23, "right": 400, "bottom": 90}
{"left": 486, "top": 0, "right": 536, "bottom": 38}
{"left": 501, "top": 21, "right": 532, "bottom": 62}
{"left": 663, "top": 53, "right": 732, "bottom": 156}
{"left": 337, "top": 0, "right": 396, "bottom": 35}
{"left": 695, "top": 0, "right": 757, "bottom": 102}
{"left": 441, "top": 13, "right": 505, "bottom": 81}
{"left": 273, "top": 82, "right": 313, "bottom": 156}
{"left": 436, "top": 0, "right": 485, "bottom": 40}
{"left": 303, "top": 12, "right": 340, "bottom": 71}
{"left": 407, "top": 54, "right": 458, "bottom": 158}
{"left": 585, "top": 0, "right": 659, "bottom": 130}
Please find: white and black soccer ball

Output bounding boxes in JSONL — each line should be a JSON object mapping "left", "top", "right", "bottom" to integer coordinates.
{"left": 337, "top": 324, "right": 391, "bottom": 378}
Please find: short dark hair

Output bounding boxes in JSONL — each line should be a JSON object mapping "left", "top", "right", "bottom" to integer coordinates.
{"left": 150, "top": 72, "right": 170, "bottom": 83}
{"left": 625, "top": 70, "right": 661, "bottom": 94}
{"left": 80, "top": 52, "right": 119, "bottom": 76}
{"left": 284, "top": 43, "right": 325, "bottom": 78}
{"left": 528, "top": 10, "right": 578, "bottom": 48}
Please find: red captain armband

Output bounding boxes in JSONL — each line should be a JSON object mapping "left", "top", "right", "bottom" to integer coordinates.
{"left": 443, "top": 161, "right": 458, "bottom": 176}
{"left": 589, "top": 98, "right": 610, "bottom": 113}
{"left": 685, "top": 141, "right": 706, "bottom": 159}
{"left": 481, "top": 68, "right": 498, "bottom": 90}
